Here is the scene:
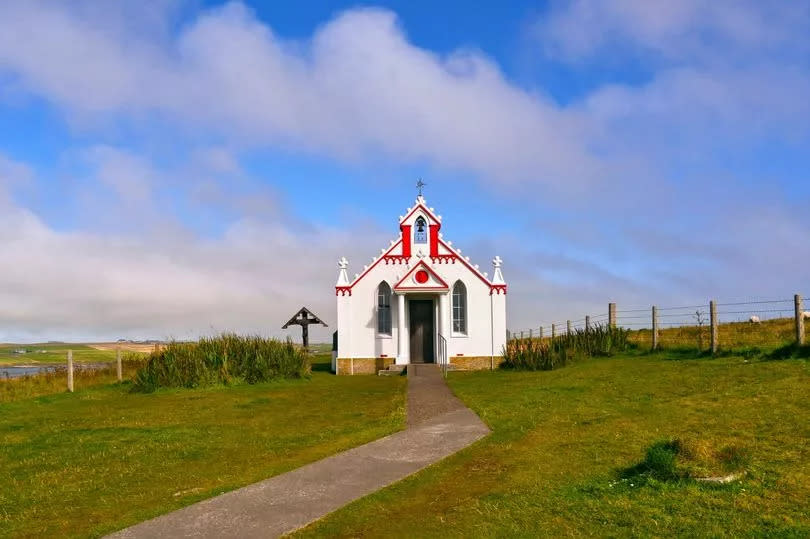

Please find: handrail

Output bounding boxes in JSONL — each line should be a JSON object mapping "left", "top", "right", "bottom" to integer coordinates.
{"left": 438, "top": 334, "right": 448, "bottom": 378}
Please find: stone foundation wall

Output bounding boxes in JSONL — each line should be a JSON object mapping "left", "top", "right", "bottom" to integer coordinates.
{"left": 335, "top": 357, "right": 395, "bottom": 375}
{"left": 449, "top": 356, "right": 504, "bottom": 370}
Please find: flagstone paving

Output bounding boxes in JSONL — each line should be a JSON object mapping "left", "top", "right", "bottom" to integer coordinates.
{"left": 108, "top": 364, "right": 489, "bottom": 538}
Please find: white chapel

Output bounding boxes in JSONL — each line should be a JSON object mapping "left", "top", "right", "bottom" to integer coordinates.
{"left": 333, "top": 194, "right": 507, "bottom": 374}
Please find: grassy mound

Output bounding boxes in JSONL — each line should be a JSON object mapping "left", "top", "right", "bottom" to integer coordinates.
{"left": 502, "top": 324, "right": 629, "bottom": 370}
{"left": 133, "top": 334, "right": 309, "bottom": 392}
{"left": 623, "top": 438, "right": 750, "bottom": 483}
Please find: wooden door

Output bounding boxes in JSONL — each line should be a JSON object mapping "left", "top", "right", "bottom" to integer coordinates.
{"left": 409, "top": 300, "right": 435, "bottom": 363}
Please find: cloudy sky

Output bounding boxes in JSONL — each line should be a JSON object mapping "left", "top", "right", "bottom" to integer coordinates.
{"left": 0, "top": 0, "right": 808, "bottom": 342}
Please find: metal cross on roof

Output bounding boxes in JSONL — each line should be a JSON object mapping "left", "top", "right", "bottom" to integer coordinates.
{"left": 416, "top": 178, "right": 426, "bottom": 196}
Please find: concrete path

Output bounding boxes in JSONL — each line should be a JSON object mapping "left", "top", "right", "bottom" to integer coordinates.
{"left": 108, "top": 364, "right": 489, "bottom": 538}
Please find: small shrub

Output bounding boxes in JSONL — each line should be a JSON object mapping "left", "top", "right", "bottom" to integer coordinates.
{"left": 132, "top": 334, "right": 309, "bottom": 392}
{"left": 502, "top": 324, "right": 629, "bottom": 371}
{"left": 642, "top": 440, "right": 680, "bottom": 480}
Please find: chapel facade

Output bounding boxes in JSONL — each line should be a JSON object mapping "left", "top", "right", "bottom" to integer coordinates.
{"left": 333, "top": 195, "right": 506, "bottom": 374}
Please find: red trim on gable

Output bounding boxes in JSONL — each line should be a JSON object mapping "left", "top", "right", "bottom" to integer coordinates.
{"left": 393, "top": 261, "right": 450, "bottom": 291}
{"left": 383, "top": 255, "right": 409, "bottom": 264}
{"left": 430, "top": 254, "right": 456, "bottom": 264}
{"left": 438, "top": 239, "right": 493, "bottom": 288}
{"left": 400, "top": 203, "right": 442, "bottom": 228}
{"left": 336, "top": 287, "right": 352, "bottom": 296}
{"left": 401, "top": 224, "right": 411, "bottom": 257}
{"left": 336, "top": 239, "right": 401, "bottom": 292}
{"left": 429, "top": 224, "right": 439, "bottom": 257}
{"left": 490, "top": 285, "right": 507, "bottom": 295}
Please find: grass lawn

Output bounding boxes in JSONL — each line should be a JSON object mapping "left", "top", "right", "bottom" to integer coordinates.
{"left": 298, "top": 352, "right": 810, "bottom": 537}
{"left": 0, "top": 355, "right": 406, "bottom": 538}
{"left": 0, "top": 344, "right": 117, "bottom": 365}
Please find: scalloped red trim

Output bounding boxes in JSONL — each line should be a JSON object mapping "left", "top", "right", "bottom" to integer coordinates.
{"left": 490, "top": 285, "right": 507, "bottom": 295}
{"left": 430, "top": 254, "right": 456, "bottom": 264}
{"left": 382, "top": 255, "right": 410, "bottom": 264}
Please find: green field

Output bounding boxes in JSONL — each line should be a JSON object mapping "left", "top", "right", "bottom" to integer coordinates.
{"left": 0, "top": 355, "right": 406, "bottom": 538}
{"left": 3, "top": 344, "right": 809, "bottom": 538}
{"left": 0, "top": 343, "right": 117, "bottom": 365}
{"left": 299, "top": 352, "right": 810, "bottom": 537}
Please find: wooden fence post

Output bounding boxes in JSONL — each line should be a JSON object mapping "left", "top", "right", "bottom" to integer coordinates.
{"left": 609, "top": 303, "right": 617, "bottom": 328}
{"left": 506, "top": 330, "right": 511, "bottom": 342}
{"left": 539, "top": 326, "right": 544, "bottom": 339}
{"left": 520, "top": 331, "right": 524, "bottom": 340}
{"left": 567, "top": 320, "right": 572, "bottom": 335}
{"left": 652, "top": 306, "right": 659, "bottom": 351}
{"left": 796, "top": 294, "right": 805, "bottom": 346}
{"left": 116, "top": 347, "right": 122, "bottom": 382}
{"left": 710, "top": 300, "right": 718, "bottom": 354}
{"left": 551, "top": 324, "right": 556, "bottom": 338}
{"left": 67, "top": 350, "right": 74, "bottom": 393}
{"left": 529, "top": 328, "right": 533, "bottom": 340}
{"left": 585, "top": 315, "right": 591, "bottom": 331}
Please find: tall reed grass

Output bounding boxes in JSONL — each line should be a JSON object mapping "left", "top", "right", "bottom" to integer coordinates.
{"left": 132, "top": 334, "right": 310, "bottom": 392}
{"left": 502, "top": 324, "right": 629, "bottom": 371}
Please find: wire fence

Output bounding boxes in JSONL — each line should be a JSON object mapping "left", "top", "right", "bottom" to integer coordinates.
{"left": 508, "top": 293, "right": 809, "bottom": 351}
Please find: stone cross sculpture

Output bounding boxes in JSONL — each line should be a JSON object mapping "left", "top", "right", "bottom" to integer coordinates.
{"left": 282, "top": 307, "right": 328, "bottom": 350}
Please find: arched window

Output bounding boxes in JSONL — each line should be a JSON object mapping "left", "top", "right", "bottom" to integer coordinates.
{"left": 414, "top": 216, "right": 427, "bottom": 244}
{"left": 377, "top": 282, "right": 392, "bottom": 335}
{"left": 452, "top": 281, "right": 467, "bottom": 334}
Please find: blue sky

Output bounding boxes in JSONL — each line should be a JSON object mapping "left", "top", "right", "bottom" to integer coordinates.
{"left": 0, "top": 0, "right": 809, "bottom": 342}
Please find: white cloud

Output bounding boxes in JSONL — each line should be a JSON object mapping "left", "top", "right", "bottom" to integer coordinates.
{"left": 536, "top": 0, "right": 810, "bottom": 64}
{"left": 0, "top": 195, "right": 383, "bottom": 343}
{"left": 0, "top": 153, "right": 34, "bottom": 205}
{"left": 0, "top": 2, "right": 809, "bottom": 340}
{"left": 0, "top": 150, "right": 386, "bottom": 343}
{"left": 0, "top": 2, "right": 600, "bottom": 190}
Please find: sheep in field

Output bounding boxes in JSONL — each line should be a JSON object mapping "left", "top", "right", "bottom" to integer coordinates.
{"left": 803, "top": 311, "right": 810, "bottom": 320}
{"left": 749, "top": 315, "right": 761, "bottom": 323}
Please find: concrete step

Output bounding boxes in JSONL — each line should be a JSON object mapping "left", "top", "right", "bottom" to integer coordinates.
{"left": 378, "top": 364, "right": 407, "bottom": 376}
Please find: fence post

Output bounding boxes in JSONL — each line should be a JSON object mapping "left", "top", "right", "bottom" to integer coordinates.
{"left": 796, "top": 294, "right": 805, "bottom": 346}
{"left": 710, "top": 300, "right": 718, "bottom": 354}
{"left": 651, "top": 306, "right": 659, "bottom": 351}
{"left": 67, "top": 350, "right": 74, "bottom": 393}
{"left": 520, "top": 330, "right": 524, "bottom": 340}
{"left": 609, "top": 303, "right": 617, "bottom": 328}
{"left": 529, "top": 328, "right": 533, "bottom": 340}
{"left": 585, "top": 315, "right": 591, "bottom": 331}
{"left": 506, "top": 330, "right": 511, "bottom": 342}
{"left": 116, "top": 347, "right": 123, "bottom": 382}
{"left": 567, "top": 320, "right": 572, "bottom": 335}
{"left": 552, "top": 323, "right": 556, "bottom": 338}
{"left": 539, "top": 326, "right": 544, "bottom": 339}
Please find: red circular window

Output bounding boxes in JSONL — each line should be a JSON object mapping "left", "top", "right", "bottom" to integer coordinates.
{"left": 415, "top": 270, "right": 429, "bottom": 284}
